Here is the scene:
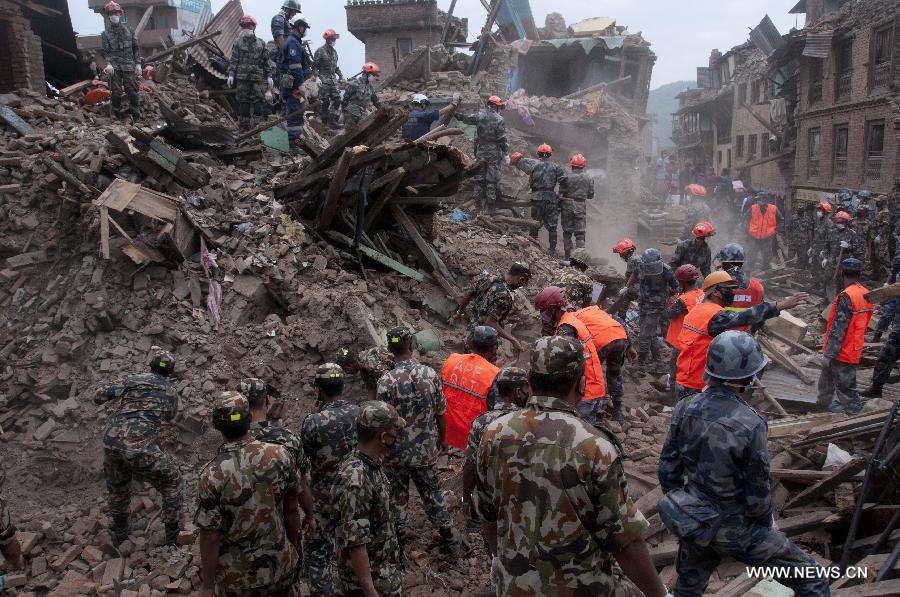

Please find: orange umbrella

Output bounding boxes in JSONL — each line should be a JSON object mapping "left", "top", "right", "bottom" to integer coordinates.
{"left": 686, "top": 183, "right": 707, "bottom": 196}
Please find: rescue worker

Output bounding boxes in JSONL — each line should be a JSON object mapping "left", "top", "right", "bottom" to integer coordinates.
{"left": 375, "top": 326, "right": 459, "bottom": 558}
{"left": 475, "top": 336, "right": 667, "bottom": 597}
{"left": 271, "top": 0, "right": 300, "bottom": 50}
{"left": 534, "top": 286, "right": 608, "bottom": 424}
{"left": 636, "top": 248, "right": 678, "bottom": 368}
{"left": 852, "top": 203, "right": 874, "bottom": 266}
{"left": 552, "top": 255, "right": 595, "bottom": 308}
{"left": 227, "top": 15, "right": 273, "bottom": 130}
{"left": 745, "top": 191, "right": 782, "bottom": 270}
{"left": 817, "top": 258, "right": 874, "bottom": 414}
{"left": 676, "top": 272, "right": 806, "bottom": 398}
{"left": 279, "top": 16, "right": 311, "bottom": 152}
{"left": 301, "top": 364, "right": 361, "bottom": 597}
{"left": 452, "top": 262, "right": 531, "bottom": 352}
{"left": 333, "top": 401, "right": 405, "bottom": 597}
{"left": 196, "top": 392, "right": 300, "bottom": 597}
{"left": 659, "top": 331, "right": 830, "bottom": 597}
{"left": 670, "top": 221, "right": 715, "bottom": 277}
{"left": 873, "top": 247, "right": 900, "bottom": 345}
{"left": 441, "top": 326, "right": 501, "bottom": 450}
{"left": 810, "top": 200, "right": 834, "bottom": 298}
{"left": 717, "top": 243, "right": 766, "bottom": 321}
{"left": 788, "top": 201, "right": 814, "bottom": 268}
{"left": 871, "top": 209, "right": 892, "bottom": 280}
{"left": 343, "top": 62, "right": 381, "bottom": 131}
{"left": 824, "top": 211, "right": 860, "bottom": 299}
{"left": 558, "top": 153, "right": 594, "bottom": 258}
{"left": 614, "top": 237, "right": 641, "bottom": 299}
{"left": 100, "top": 1, "right": 141, "bottom": 122}
{"left": 864, "top": 249, "right": 900, "bottom": 398}
{"left": 575, "top": 301, "right": 633, "bottom": 424}
{"left": 242, "top": 378, "right": 315, "bottom": 531}
{"left": 513, "top": 144, "right": 566, "bottom": 254}
{"left": 0, "top": 493, "right": 24, "bottom": 571}
{"left": 337, "top": 346, "right": 395, "bottom": 401}
{"left": 400, "top": 94, "right": 458, "bottom": 141}
{"left": 95, "top": 350, "right": 183, "bottom": 546}
{"left": 313, "top": 29, "right": 343, "bottom": 129}
{"left": 456, "top": 96, "right": 508, "bottom": 213}
{"left": 664, "top": 264, "right": 705, "bottom": 397}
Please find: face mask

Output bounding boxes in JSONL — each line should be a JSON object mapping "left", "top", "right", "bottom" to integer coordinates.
{"left": 836, "top": 224, "right": 846, "bottom": 231}
{"left": 719, "top": 288, "right": 736, "bottom": 306}
{"left": 540, "top": 310, "right": 557, "bottom": 335}
{"left": 817, "top": 212, "right": 824, "bottom": 219}
{"left": 109, "top": 15, "right": 121, "bottom": 24}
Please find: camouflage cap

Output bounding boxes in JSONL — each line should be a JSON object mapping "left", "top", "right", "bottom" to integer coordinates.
{"left": 496, "top": 366, "right": 528, "bottom": 384}
{"left": 315, "top": 362, "right": 344, "bottom": 382}
{"left": 149, "top": 349, "right": 175, "bottom": 373}
{"left": 386, "top": 325, "right": 412, "bottom": 347}
{"left": 530, "top": 336, "right": 584, "bottom": 375}
{"left": 357, "top": 400, "right": 406, "bottom": 430}
{"left": 472, "top": 325, "right": 499, "bottom": 347}
{"left": 212, "top": 391, "right": 250, "bottom": 423}
{"left": 336, "top": 348, "right": 357, "bottom": 366}
{"left": 840, "top": 257, "right": 863, "bottom": 273}
{"left": 508, "top": 261, "right": 531, "bottom": 278}
{"left": 238, "top": 378, "right": 267, "bottom": 400}
{"left": 570, "top": 248, "right": 592, "bottom": 268}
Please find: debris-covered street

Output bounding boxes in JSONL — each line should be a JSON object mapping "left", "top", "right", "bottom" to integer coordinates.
{"left": 0, "top": 0, "right": 897, "bottom": 595}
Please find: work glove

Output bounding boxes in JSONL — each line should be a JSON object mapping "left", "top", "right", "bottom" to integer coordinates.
{"left": 264, "top": 90, "right": 273, "bottom": 103}
{"left": 134, "top": 64, "right": 142, "bottom": 77}
{"left": 819, "top": 250, "right": 826, "bottom": 259}
{"left": 267, "top": 76, "right": 274, "bottom": 89}
{"left": 503, "top": 154, "right": 510, "bottom": 165}
{"left": 227, "top": 75, "right": 235, "bottom": 87}
{"left": 840, "top": 240, "right": 849, "bottom": 249}
{"left": 821, "top": 258, "right": 829, "bottom": 269}
{"left": 874, "top": 235, "right": 881, "bottom": 243}
{"left": 103, "top": 64, "right": 114, "bottom": 76}
{"left": 617, "top": 287, "right": 628, "bottom": 296}
{"left": 807, "top": 248, "right": 813, "bottom": 257}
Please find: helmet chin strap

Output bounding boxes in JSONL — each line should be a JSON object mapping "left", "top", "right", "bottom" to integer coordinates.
{"left": 724, "top": 376, "right": 757, "bottom": 394}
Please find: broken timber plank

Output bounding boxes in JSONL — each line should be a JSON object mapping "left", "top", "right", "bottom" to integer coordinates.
{"left": 758, "top": 384, "right": 788, "bottom": 415}
{"left": 390, "top": 204, "right": 458, "bottom": 294}
{"left": 39, "top": 156, "right": 95, "bottom": 196}
{"left": 771, "top": 468, "right": 865, "bottom": 485}
{"left": 369, "top": 167, "right": 406, "bottom": 193}
{"left": 765, "top": 329, "right": 815, "bottom": 354}
{"left": 635, "top": 485, "right": 663, "bottom": 518}
{"left": 234, "top": 108, "right": 305, "bottom": 142}
{"left": 99, "top": 207, "right": 110, "bottom": 259}
{"left": 325, "top": 231, "right": 424, "bottom": 281}
{"left": 143, "top": 30, "right": 221, "bottom": 63}
{"left": 865, "top": 282, "right": 900, "bottom": 304}
{"left": 0, "top": 104, "right": 33, "bottom": 136}
{"left": 783, "top": 458, "right": 867, "bottom": 510}
{"left": 317, "top": 149, "right": 353, "bottom": 234}
{"left": 768, "top": 412, "right": 845, "bottom": 438}
{"left": 364, "top": 171, "right": 405, "bottom": 231}
{"left": 307, "top": 107, "right": 396, "bottom": 174}
{"left": 59, "top": 80, "right": 93, "bottom": 97}
{"left": 758, "top": 335, "right": 815, "bottom": 385}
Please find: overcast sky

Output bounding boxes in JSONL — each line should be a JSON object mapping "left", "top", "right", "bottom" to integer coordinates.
{"left": 67, "top": 0, "right": 802, "bottom": 88}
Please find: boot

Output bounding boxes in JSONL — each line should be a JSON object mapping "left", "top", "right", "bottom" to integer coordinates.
{"left": 164, "top": 522, "right": 180, "bottom": 546}
{"left": 110, "top": 514, "right": 129, "bottom": 546}
{"left": 861, "top": 383, "right": 883, "bottom": 399}
{"left": 845, "top": 400, "right": 864, "bottom": 415}
{"left": 610, "top": 398, "right": 624, "bottom": 424}
{"left": 872, "top": 332, "right": 883, "bottom": 343}
{"left": 439, "top": 527, "right": 459, "bottom": 558}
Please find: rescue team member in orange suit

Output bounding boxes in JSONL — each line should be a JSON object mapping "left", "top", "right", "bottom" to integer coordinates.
{"left": 716, "top": 243, "right": 766, "bottom": 332}
{"left": 663, "top": 265, "right": 705, "bottom": 398}
{"left": 534, "top": 286, "right": 607, "bottom": 424}
{"left": 441, "top": 326, "right": 501, "bottom": 450}
{"left": 745, "top": 191, "right": 782, "bottom": 270}
{"left": 817, "top": 258, "right": 874, "bottom": 415}
{"left": 676, "top": 272, "right": 807, "bottom": 399}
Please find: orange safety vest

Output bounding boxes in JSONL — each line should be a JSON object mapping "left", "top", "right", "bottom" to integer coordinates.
{"left": 556, "top": 312, "right": 607, "bottom": 400}
{"left": 575, "top": 305, "right": 628, "bottom": 350}
{"left": 748, "top": 204, "right": 777, "bottom": 239}
{"left": 441, "top": 353, "right": 500, "bottom": 450}
{"left": 823, "top": 283, "right": 874, "bottom": 365}
{"left": 676, "top": 302, "right": 725, "bottom": 390}
{"left": 665, "top": 288, "right": 706, "bottom": 349}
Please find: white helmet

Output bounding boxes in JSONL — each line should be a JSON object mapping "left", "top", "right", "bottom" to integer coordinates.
{"left": 411, "top": 93, "right": 429, "bottom": 106}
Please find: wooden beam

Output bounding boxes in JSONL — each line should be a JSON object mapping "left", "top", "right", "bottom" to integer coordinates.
{"left": 307, "top": 106, "right": 396, "bottom": 174}
{"left": 635, "top": 485, "right": 663, "bottom": 518}
{"left": 234, "top": 108, "right": 305, "bottom": 142}
{"left": 369, "top": 167, "right": 406, "bottom": 193}
{"left": 365, "top": 171, "right": 405, "bottom": 231}
{"left": 58, "top": 79, "right": 93, "bottom": 97}
{"left": 99, "top": 207, "right": 110, "bottom": 259}
{"left": 325, "top": 231, "right": 424, "bottom": 281}
{"left": 143, "top": 30, "right": 221, "bottom": 63}
{"left": 783, "top": 458, "right": 867, "bottom": 510}
{"left": 317, "top": 149, "right": 353, "bottom": 233}
{"left": 390, "top": 204, "right": 458, "bottom": 294}
{"left": 865, "top": 282, "right": 900, "bottom": 304}
{"left": 771, "top": 468, "right": 865, "bottom": 485}
{"left": 758, "top": 335, "right": 815, "bottom": 385}
{"left": 133, "top": 5, "right": 154, "bottom": 36}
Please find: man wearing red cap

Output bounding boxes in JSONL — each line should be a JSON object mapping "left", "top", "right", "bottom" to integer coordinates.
{"left": 100, "top": 1, "right": 142, "bottom": 122}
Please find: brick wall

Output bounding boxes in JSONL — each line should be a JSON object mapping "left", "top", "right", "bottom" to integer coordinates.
{"left": 0, "top": 0, "right": 45, "bottom": 93}
{"left": 357, "top": 30, "right": 436, "bottom": 76}
{"left": 731, "top": 100, "right": 791, "bottom": 193}
{"left": 346, "top": 0, "right": 439, "bottom": 77}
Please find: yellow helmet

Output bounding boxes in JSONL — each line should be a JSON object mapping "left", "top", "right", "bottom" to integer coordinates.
{"left": 702, "top": 271, "right": 738, "bottom": 291}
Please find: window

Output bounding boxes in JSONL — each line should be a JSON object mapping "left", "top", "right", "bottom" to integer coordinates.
{"left": 717, "top": 150, "right": 723, "bottom": 166}
{"left": 864, "top": 120, "right": 885, "bottom": 183}
{"left": 751, "top": 80, "right": 760, "bottom": 104}
{"left": 871, "top": 27, "right": 893, "bottom": 91}
{"left": 833, "top": 125, "right": 849, "bottom": 181}
{"left": 397, "top": 38, "right": 412, "bottom": 58}
{"left": 737, "top": 83, "right": 746, "bottom": 105}
{"left": 835, "top": 40, "right": 853, "bottom": 100}
{"left": 748, "top": 134, "right": 758, "bottom": 157}
{"left": 726, "top": 149, "right": 731, "bottom": 169}
{"left": 807, "top": 128, "right": 821, "bottom": 178}
{"left": 809, "top": 58, "right": 823, "bottom": 104}
{"left": 762, "top": 134, "right": 770, "bottom": 157}
{"left": 736, "top": 135, "right": 745, "bottom": 158}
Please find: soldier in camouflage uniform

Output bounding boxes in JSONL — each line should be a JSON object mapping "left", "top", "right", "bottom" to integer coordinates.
{"left": 670, "top": 221, "right": 715, "bottom": 277}
{"left": 271, "top": 0, "right": 300, "bottom": 51}
{"left": 228, "top": 16, "right": 275, "bottom": 130}
{"left": 871, "top": 209, "right": 893, "bottom": 280}
{"left": 95, "top": 350, "right": 183, "bottom": 546}
{"left": 513, "top": 144, "right": 567, "bottom": 254}
{"left": 787, "top": 201, "right": 814, "bottom": 269}
{"left": 343, "top": 63, "right": 381, "bottom": 131}
{"left": 475, "top": 337, "right": 665, "bottom": 596}
{"left": 558, "top": 154, "right": 594, "bottom": 258}
{"left": 100, "top": 1, "right": 141, "bottom": 122}
{"left": 337, "top": 346, "right": 395, "bottom": 401}
{"left": 824, "top": 211, "right": 860, "bottom": 299}
{"left": 454, "top": 262, "right": 530, "bottom": 351}
{"left": 637, "top": 249, "right": 678, "bottom": 366}
{"left": 0, "top": 494, "right": 24, "bottom": 571}
{"left": 333, "top": 401, "right": 405, "bottom": 597}
{"left": 314, "top": 29, "right": 343, "bottom": 128}
{"left": 196, "top": 392, "right": 300, "bottom": 597}
{"left": 810, "top": 201, "right": 834, "bottom": 298}
{"left": 659, "top": 331, "right": 829, "bottom": 597}
{"left": 864, "top": 249, "right": 900, "bottom": 399}
{"left": 681, "top": 198, "right": 712, "bottom": 240}
{"left": 851, "top": 203, "right": 874, "bottom": 268}
{"left": 455, "top": 96, "right": 508, "bottom": 213}
{"left": 552, "top": 266, "right": 595, "bottom": 308}
{"left": 300, "top": 364, "right": 361, "bottom": 597}
{"left": 375, "top": 326, "right": 459, "bottom": 557}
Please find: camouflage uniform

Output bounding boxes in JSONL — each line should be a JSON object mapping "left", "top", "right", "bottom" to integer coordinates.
{"left": 465, "top": 271, "right": 514, "bottom": 333}
{"left": 559, "top": 170, "right": 594, "bottom": 257}
{"left": 300, "top": 399, "right": 361, "bottom": 596}
{"left": 871, "top": 211, "right": 892, "bottom": 280}
{"left": 195, "top": 436, "right": 300, "bottom": 596}
{"left": 552, "top": 267, "right": 594, "bottom": 308}
{"left": 516, "top": 157, "right": 566, "bottom": 251}
{"left": 852, "top": 210, "right": 874, "bottom": 266}
{"left": 681, "top": 201, "right": 712, "bottom": 239}
{"left": 811, "top": 216, "right": 833, "bottom": 296}
{"left": 249, "top": 421, "right": 310, "bottom": 476}
{"left": 229, "top": 31, "right": 273, "bottom": 130}
{"left": 464, "top": 400, "right": 518, "bottom": 468}
{"left": 313, "top": 43, "right": 342, "bottom": 127}
{"left": 872, "top": 253, "right": 899, "bottom": 387}
{"left": 0, "top": 494, "right": 15, "bottom": 548}
{"left": 100, "top": 22, "right": 141, "bottom": 120}
{"left": 788, "top": 207, "right": 814, "bottom": 268}
{"left": 334, "top": 450, "right": 402, "bottom": 596}
{"left": 637, "top": 264, "right": 678, "bottom": 360}
{"left": 670, "top": 238, "right": 712, "bottom": 277}
{"left": 342, "top": 76, "right": 379, "bottom": 131}
{"left": 455, "top": 110, "right": 508, "bottom": 213}
{"left": 825, "top": 225, "right": 860, "bottom": 298}
{"left": 659, "top": 383, "right": 829, "bottom": 597}
{"left": 375, "top": 361, "right": 452, "bottom": 539}
{"left": 874, "top": 250, "right": 900, "bottom": 341}
{"left": 95, "top": 372, "right": 183, "bottom": 534}
{"left": 270, "top": 12, "right": 290, "bottom": 46}
{"left": 357, "top": 347, "right": 396, "bottom": 393}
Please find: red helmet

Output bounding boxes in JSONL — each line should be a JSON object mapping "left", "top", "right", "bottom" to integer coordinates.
{"left": 510, "top": 151, "right": 523, "bottom": 166}
{"left": 239, "top": 14, "right": 257, "bottom": 28}
{"left": 534, "top": 286, "right": 566, "bottom": 311}
{"left": 537, "top": 143, "right": 553, "bottom": 156}
{"left": 142, "top": 65, "right": 154, "bottom": 80}
{"left": 323, "top": 28, "right": 339, "bottom": 40}
{"left": 362, "top": 62, "right": 380, "bottom": 75}
{"left": 486, "top": 95, "right": 505, "bottom": 108}
{"left": 692, "top": 220, "right": 715, "bottom": 239}
{"left": 104, "top": 0, "right": 122, "bottom": 13}
{"left": 817, "top": 201, "right": 833, "bottom": 214}
{"left": 834, "top": 210, "right": 852, "bottom": 223}
{"left": 675, "top": 264, "right": 700, "bottom": 282}
{"left": 570, "top": 154, "right": 586, "bottom": 168}
{"left": 613, "top": 238, "right": 636, "bottom": 255}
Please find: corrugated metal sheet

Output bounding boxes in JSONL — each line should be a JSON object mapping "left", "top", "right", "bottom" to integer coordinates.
{"left": 189, "top": 0, "right": 244, "bottom": 79}
{"left": 749, "top": 14, "right": 785, "bottom": 57}
{"left": 542, "top": 36, "right": 624, "bottom": 51}
{"left": 570, "top": 17, "right": 615, "bottom": 35}
{"left": 803, "top": 30, "right": 834, "bottom": 58}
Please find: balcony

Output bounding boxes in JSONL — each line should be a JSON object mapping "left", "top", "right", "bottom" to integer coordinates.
{"left": 871, "top": 62, "right": 890, "bottom": 91}
{"left": 836, "top": 71, "right": 852, "bottom": 101}
{"left": 671, "top": 129, "right": 713, "bottom": 149}
{"left": 865, "top": 155, "right": 883, "bottom": 183}
{"left": 808, "top": 158, "right": 820, "bottom": 179}
{"left": 833, "top": 156, "right": 848, "bottom": 181}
